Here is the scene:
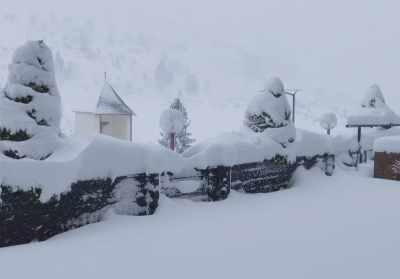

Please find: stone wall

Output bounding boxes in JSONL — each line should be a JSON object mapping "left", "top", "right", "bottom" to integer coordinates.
{"left": 374, "top": 152, "right": 400, "bottom": 181}
{"left": 0, "top": 173, "right": 159, "bottom": 248}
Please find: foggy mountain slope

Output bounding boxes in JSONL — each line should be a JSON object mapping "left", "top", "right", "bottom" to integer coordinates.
{"left": 3, "top": 1, "right": 397, "bottom": 142}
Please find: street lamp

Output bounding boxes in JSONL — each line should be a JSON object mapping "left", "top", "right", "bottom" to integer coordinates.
{"left": 285, "top": 89, "right": 301, "bottom": 123}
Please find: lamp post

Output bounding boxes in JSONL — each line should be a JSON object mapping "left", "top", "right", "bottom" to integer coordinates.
{"left": 285, "top": 89, "right": 301, "bottom": 123}
{"left": 170, "top": 133, "right": 175, "bottom": 151}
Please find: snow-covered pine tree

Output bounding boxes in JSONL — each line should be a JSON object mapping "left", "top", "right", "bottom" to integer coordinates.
{"left": 55, "top": 51, "right": 65, "bottom": 76}
{"left": 243, "top": 77, "right": 295, "bottom": 148}
{"left": 155, "top": 59, "right": 174, "bottom": 88}
{"left": 0, "top": 40, "right": 62, "bottom": 160}
{"left": 158, "top": 97, "right": 196, "bottom": 153}
{"left": 185, "top": 74, "right": 199, "bottom": 94}
{"left": 361, "top": 84, "right": 385, "bottom": 108}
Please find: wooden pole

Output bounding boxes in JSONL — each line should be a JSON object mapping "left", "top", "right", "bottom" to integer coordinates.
{"left": 327, "top": 129, "right": 330, "bottom": 135}
{"left": 170, "top": 133, "right": 175, "bottom": 151}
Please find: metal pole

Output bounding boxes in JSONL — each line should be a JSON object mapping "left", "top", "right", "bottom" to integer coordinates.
{"left": 327, "top": 129, "right": 330, "bottom": 135}
{"left": 170, "top": 133, "right": 175, "bottom": 151}
{"left": 292, "top": 93, "right": 295, "bottom": 123}
{"left": 358, "top": 127, "right": 362, "bottom": 164}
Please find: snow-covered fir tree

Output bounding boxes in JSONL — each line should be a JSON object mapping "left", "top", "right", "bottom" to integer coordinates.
{"left": 159, "top": 97, "right": 196, "bottom": 153}
{"left": 0, "top": 40, "right": 62, "bottom": 159}
{"left": 55, "top": 51, "right": 65, "bottom": 76}
{"left": 155, "top": 59, "right": 174, "bottom": 88}
{"left": 203, "top": 78, "right": 211, "bottom": 92}
{"left": 361, "top": 84, "right": 385, "bottom": 108}
{"left": 185, "top": 74, "right": 199, "bottom": 94}
{"left": 243, "top": 77, "right": 295, "bottom": 148}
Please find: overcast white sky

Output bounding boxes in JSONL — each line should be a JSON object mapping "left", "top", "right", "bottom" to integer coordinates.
{"left": 1, "top": 0, "right": 400, "bottom": 106}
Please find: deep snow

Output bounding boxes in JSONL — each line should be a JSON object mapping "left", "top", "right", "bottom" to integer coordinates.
{"left": 1, "top": 165, "right": 400, "bottom": 279}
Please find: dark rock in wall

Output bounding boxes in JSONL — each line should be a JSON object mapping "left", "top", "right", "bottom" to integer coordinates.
{"left": 231, "top": 162, "right": 297, "bottom": 194}
{"left": 296, "top": 153, "right": 335, "bottom": 176}
{"left": 374, "top": 152, "right": 400, "bottom": 181}
{"left": 0, "top": 173, "right": 159, "bottom": 248}
{"left": 161, "top": 166, "right": 231, "bottom": 202}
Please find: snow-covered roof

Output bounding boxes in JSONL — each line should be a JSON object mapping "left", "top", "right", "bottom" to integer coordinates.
{"left": 94, "top": 80, "right": 136, "bottom": 115}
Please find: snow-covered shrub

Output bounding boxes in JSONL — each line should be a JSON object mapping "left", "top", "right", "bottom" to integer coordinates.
{"left": 0, "top": 40, "right": 61, "bottom": 160}
{"left": 159, "top": 97, "right": 196, "bottom": 154}
{"left": 185, "top": 74, "right": 199, "bottom": 94}
{"left": 361, "top": 84, "right": 385, "bottom": 108}
{"left": 243, "top": 77, "right": 295, "bottom": 149}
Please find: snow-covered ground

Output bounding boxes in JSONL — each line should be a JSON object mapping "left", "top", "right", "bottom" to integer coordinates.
{"left": 2, "top": 164, "right": 400, "bottom": 279}
{"left": 2, "top": 2, "right": 400, "bottom": 278}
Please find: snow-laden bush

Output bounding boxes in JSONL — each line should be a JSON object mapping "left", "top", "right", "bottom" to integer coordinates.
{"left": 0, "top": 40, "right": 61, "bottom": 160}
{"left": 242, "top": 77, "right": 295, "bottom": 149}
{"left": 361, "top": 84, "right": 385, "bottom": 108}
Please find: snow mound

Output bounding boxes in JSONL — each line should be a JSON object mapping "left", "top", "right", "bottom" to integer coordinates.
{"left": 296, "top": 129, "right": 335, "bottom": 157}
{"left": 319, "top": 112, "right": 337, "bottom": 130}
{"left": 361, "top": 84, "right": 385, "bottom": 108}
{"left": 0, "top": 133, "right": 183, "bottom": 202}
{"left": 159, "top": 109, "right": 186, "bottom": 135}
{"left": 263, "top": 77, "right": 285, "bottom": 97}
{"left": 182, "top": 131, "right": 293, "bottom": 169}
{"left": 374, "top": 136, "right": 400, "bottom": 153}
{"left": 347, "top": 102, "right": 400, "bottom": 126}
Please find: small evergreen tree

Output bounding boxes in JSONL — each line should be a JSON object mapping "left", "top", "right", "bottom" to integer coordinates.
{"left": 55, "top": 51, "right": 65, "bottom": 76}
{"left": 243, "top": 77, "right": 295, "bottom": 148}
{"left": 0, "top": 40, "right": 62, "bottom": 160}
{"left": 159, "top": 97, "right": 196, "bottom": 153}
{"left": 155, "top": 59, "right": 174, "bottom": 88}
{"left": 361, "top": 84, "right": 385, "bottom": 108}
{"left": 185, "top": 74, "right": 199, "bottom": 94}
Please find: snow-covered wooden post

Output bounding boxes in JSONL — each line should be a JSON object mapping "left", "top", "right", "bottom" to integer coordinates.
{"left": 319, "top": 112, "right": 337, "bottom": 135}
{"left": 159, "top": 109, "right": 186, "bottom": 151}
